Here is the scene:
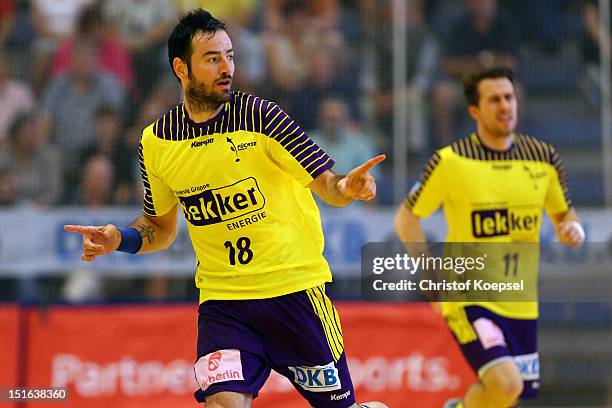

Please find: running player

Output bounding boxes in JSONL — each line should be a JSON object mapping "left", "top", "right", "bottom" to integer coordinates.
{"left": 395, "top": 67, "right": 584, "bottom": 408}
{"left": 64, "top": 9, "right": 388, "bottom": 408}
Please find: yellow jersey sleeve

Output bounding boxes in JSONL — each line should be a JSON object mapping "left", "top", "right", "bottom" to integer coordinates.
{"left": 139, "top": 125, "right": 178, "bottom": 217}
{"left": 263, "top": 102, "right": 335, "bottom": 186}
{"left": 544, "top": 145, "right": 572, "bottom": 216}
{"left": 404, "top": 151, "right": 446, "bottom": 218}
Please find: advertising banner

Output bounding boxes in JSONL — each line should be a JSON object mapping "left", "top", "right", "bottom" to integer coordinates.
{"left": 1, "top": 207, "right": 610, "bottom": 277}
{"left": 19, "top": 303, "right": 473, "bottom": 408}
{"left": 0, "top": 305, "right": 19, "bottom": 408}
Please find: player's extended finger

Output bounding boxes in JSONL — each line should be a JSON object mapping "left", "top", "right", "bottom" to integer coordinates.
{"left": 64, "top": 225, "right": 99, "bottom": 236}
{"left": 351, "top": 154, "right": 386, "bottom": 176}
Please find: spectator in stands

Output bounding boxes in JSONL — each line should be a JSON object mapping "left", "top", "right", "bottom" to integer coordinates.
{"left": 2, "top": 0, "right": 36, "bottom": 83}
{"left": 52, "top": 3, "right": 134, "bottom": 93}
{"left": 176, "top": 0, "right": 257, "bottom": 24}
{"left": 367, "top": 0, "right": 438, "bottom": 155}
{"left": 0, "top": 166, "right": 18, "bottom": 206}
{"left": 265, "top": 0, "right": 340, "bottom": 33}
{"left": 0, "top": 113, "right": 62, "bottom": 206}
{"left": 0, "top": 0, "right": 15, "bottom": 45}
{"left": 263, "top": 1, "right": 316, "bottom": 105}
{"left": 40, "top": 39, "right": 125, "bottom": 203}
{"left": 78, "top": 105, "right": 135, "bottom": 205}
{"left": 432, "top": 0, "right": 519, "bottom": 147}
{"left": 103, "top": 0, "right": 176, "bottom": 104}
{"left": 501, "top": 0, "right": 572, "bottom": 53}
{"left": 0, "top": 50, "right": 35, "bottom": 145}
{"left": 264, "top": 0, "right": 352, "bottom": 129}
{"left": 30, "top": 0, "right": 93, "bottom": 93}
{"left": 310, "top": 98, "right": 379, "bottom": 180}
{"left": 78, "top": 154, "right": 114, "bottom": 207}
{"left": 580, "top": 0, "right": 611, "bottom": 107}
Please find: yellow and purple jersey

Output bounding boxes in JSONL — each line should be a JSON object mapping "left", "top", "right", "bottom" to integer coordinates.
{"left": 404, "top": 133, "right": 572, "bottom": 319}
{"left": 139, "top": 92, "right": 335, "bottom": 302}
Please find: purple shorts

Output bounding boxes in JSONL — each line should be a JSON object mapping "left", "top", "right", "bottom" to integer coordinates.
{"left": 193, "top": 285, "right": 356, "bottom": 407}
{"left": 447, "top": 306, "right": 539, "bottom": 399}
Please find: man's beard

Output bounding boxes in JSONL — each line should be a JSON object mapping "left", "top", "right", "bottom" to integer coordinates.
{"left": 185, "top": 72, "right": 231, "bottom": 113}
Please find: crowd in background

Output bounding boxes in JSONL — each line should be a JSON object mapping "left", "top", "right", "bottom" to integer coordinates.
{"left": 0, "top": 0, "right": 607, "bottom": 209}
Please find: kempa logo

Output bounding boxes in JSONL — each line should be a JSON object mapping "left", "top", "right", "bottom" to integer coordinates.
{"left": 472, "top": 208, "right": 539, "bottom": 238}
{"left": 190, "top": 138, "right": 214, "bottom": 148}
{"left": 330, "top": 390, "right": 351, "bottom": 400}
{"left": 179, "top": 177, "right": 265, "bottom": 226}
{"left": 289, "top": 362, "right": 341, "bottom": 392}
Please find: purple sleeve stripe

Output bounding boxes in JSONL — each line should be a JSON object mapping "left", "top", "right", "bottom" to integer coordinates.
{"left": 275, "top": 126, "right": 300, "bottom": 145}
{"left": 284, "top": 133, "right": 309, "bottom": 150}
{"left": 310, "top": 157, "right": 335, "bottom": 179}
{"left": 293, "top": 140, "right": 316, "bottom": 160}
{"left": 268, "top": 115, "right": 292, "bottom": 137}
{"left": 304, "top": 151, "right": 330, "bottom": 173}
{"left": 301, "top": 148, "right": 325, "bottom": 167}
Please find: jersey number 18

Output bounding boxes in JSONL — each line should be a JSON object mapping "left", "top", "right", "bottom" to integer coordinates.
{"left": 224, "top": 237, "right": 254, "bottom": 265}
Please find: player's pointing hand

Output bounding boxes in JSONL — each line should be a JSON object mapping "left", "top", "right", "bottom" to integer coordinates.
{"left": 338, "top": 154, "right": 386, "bottom": 201}
{"left": 64, "top": 224, "right": 121, "bottom": 262}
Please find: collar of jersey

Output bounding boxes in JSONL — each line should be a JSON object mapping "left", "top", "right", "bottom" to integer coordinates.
{"left": 472, "top": 132, "right": 516, "bottom": 154}
{"left": 182, "top": 101, "right": 228, "bottom": 130}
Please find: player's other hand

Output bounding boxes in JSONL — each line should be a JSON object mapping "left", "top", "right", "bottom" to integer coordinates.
{"left": 63, "top": 224, "right": 121, "bottom": 262}
{"left": 556, "top": 220, "right": 585, "bottom": 248}
{"left": 338, "top": 154, "right": 386, "bottom": 201}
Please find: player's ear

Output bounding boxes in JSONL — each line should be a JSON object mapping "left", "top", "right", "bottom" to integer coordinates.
{"left": 468, "top": 105, "right": 479, "bottom": 122}
{"left": 173, "top": 57, "right": 188, "bottom": 81}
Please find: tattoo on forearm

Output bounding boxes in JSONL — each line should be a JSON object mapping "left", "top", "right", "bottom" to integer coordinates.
{"left": 136, "top": 223, "right": 156, "bottom": 244}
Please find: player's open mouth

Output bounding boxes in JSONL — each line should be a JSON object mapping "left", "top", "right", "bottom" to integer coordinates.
{"left": 217, "top": 80, "right": 231, "bottom": 90}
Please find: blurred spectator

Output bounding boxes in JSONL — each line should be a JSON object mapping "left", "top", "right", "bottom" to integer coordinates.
{"left": 432, "top": 0, "right": 519, "bottom": 147}
{"left": 103, "top": 0, "right": 176, "bottom": 104}
{"left": 264, "top": 0, "right": 352, "bottom": 129}
{"left": 77, "top": 105, "right": 135, "bottom": 205}
{"left": 580, "top": 0, "right": 610, "bottom": 107}
{"left": 0, "top": 113, "right": 62, "bottom": 206}
{"left": 3, "top": 0, "right": 36, "bottom": 82}
{"left": 176, "top": 0, "right": 257, "bottom": 25}
{"left": 40, "top": 40, "right": 125, "bottom": 202}
{"left": 0, "top": 166, "right": 17, "bottom": 206}
{"left": 78, "top": 154, "right": 114, "bottom": 206}
{"left": 266, "top": 0, "right": 339, "bottom": 33}
{"left": 310, "top": 98, "right": 379, "bottom": 178}
{"left": 264, "top": 1, "right": 317, "bottom": 100}
{"left": 0, "top": 0, "right": 15, "bottom": 44}
{"left": 30, "top": 0, "right": 94, "bottom": 93}
{"left": 366, "top": 0, "right": 438, "bottom": 155}
{"left": 501, "top": 0, "right": 573, "bottom": 53}
{"left": 0, "top": 50, "right": 35, "bottom": 144}
{"left": 52, "top": 3, "right": 134, "bottom": 93}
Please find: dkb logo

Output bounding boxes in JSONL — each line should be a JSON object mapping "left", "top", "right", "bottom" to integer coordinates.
{"left": 288, "top": 362, "right": 341, "bottom": 392}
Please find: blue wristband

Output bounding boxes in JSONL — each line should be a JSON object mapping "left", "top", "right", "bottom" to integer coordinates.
{"left": 117, "top": 227, "right": 143, "bottom": 254}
